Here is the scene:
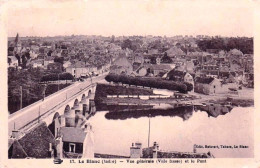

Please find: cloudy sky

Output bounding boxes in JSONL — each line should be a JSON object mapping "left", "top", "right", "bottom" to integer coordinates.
{"left": 2, "top": 0, "right": 254, "bottom": 37}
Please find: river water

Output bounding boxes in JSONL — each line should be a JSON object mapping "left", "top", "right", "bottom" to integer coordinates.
{"left": 88, "top": 104, "right": 253, "bottom": 158}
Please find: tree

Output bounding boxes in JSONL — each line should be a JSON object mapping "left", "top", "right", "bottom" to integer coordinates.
{"left": 184, "top": 82, "right": 193, "bottom": 91}
{"left": 8, "top": 68, "right": 45, "bottom": 113}
{"left": 161, "top": 52, "right": 173, "bottom": 63}
{"left": 121, "top": 39, "right": 137, "bottom": 51}
{"left": 111, "top": 35, "right": 115, "bottom": 42}
{"left": 104, "top": 74, "right": 189, "bottom": 93}
{"left": 47, "top": 50, "right": 53, "bottom": 56}
{"left": 60, "top": 73, "right": 74, "bottom": 80}
{"left": 54, "top": 56, "right": 64, "bottom": 64}
{"left": 21, "top": 55, "right": 27, "bottom": 68}
{"left": 41, "top": 72, "right": 74, "bottom": 82}
{"left": 8, "top": 58, "right": 11, "bottom": 65}
{"left": 197, "top": 37, "right": 253, "bottom": 54}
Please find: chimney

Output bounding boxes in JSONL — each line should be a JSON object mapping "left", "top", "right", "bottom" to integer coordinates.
{"left": 130, "top": 142, "right": 142, "bottom": 158}
{"left": 84, "top": 123, "right": 92, "bottom": 133}
{"left": 49, "top": 143, "right": 52, "bottom": 151}
{"left": 55, "top": 136, "right": 63, "bottom": 159}
{"left": 193, "top": 144, "right": 197, "bottom": 153}
{"left": 84, "top": 125, "right": 88, "bottom": 133}
{"left": 152, "top": 142, "right": 159, "bottom": 158}
{"left": 11, "top": 130, "right": 19, "bottom": 139}
{"left": 54, "top": 117, "right": 61, "bottom": 137}
{"left": 152, "top": 149, "right": 158, "bottom": 158}
{"left": 48, "top": 143, "right": 54, "bottom": 158}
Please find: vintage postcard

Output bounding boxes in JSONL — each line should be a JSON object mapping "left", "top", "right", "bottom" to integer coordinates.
{"left": 0, "top": 0, "right": 259, "bottom": 167}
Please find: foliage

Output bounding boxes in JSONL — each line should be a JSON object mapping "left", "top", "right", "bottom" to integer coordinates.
{"left": 41, "top": 73, "right": 74, "bottom": 82}
{"left": 8, "top": 67, "right": 45, "bottom": 113}
{"left": 161, "top": 52, "right": 173, "bottom": 63}
{"left": 105, "top": 73, "right": 192, "bottom": 93}
{"left": 197, "top": 37, "right": 253, "bottom": 54}
{"left": 184, "top": 82, "right": 194, "bottom": 91}
{"left": 121, "top": 39, "right": 137, "bottom": 51}
{"left": 148, "top": 39, "right": 163, "bottom": 49}
{"left": 8, "top": 67, "right": 72, "bottom": 113}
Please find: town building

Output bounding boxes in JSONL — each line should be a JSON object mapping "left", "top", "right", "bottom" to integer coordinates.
{"left": 194, "top": 77, "right": 222, "bottom": 95}
{"left": 47, "top": 62, "right": 63, "bottom": 72}
{"left": 59, "top": 124, "right": 94, "bottom": 158}
{"left": 142, "top": 142, "right": 214, "bottom": 158}
{"left": 110, "top": 54, "right": 133, "bottom": 75}
{"left": 145, "top": 64, "right": 172, "bottom": 77}
{"left": 8, "top": 56, "right": 19, "bottom": 68}
{"left": 66, "top": 61, "right": 93, "bottom": 78}
{"left": 166, "top": 46, "right": 185, "bottom": 58}
{"left": 130, "top": 142, "right": 142, "bottom": 158}
{"left": 8, "top": 122, "right": 56, "bottom": 159}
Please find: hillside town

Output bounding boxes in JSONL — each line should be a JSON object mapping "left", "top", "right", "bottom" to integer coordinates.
{"left": 8, "top": 34, "right": 253, "bottom": 103}
{"left": 8, "top": 34, "right": 254, "bottom": 159}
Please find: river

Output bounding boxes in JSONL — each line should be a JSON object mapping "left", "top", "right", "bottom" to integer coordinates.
{"left": 88, "top": 104, "right": 253, "bottom": 158}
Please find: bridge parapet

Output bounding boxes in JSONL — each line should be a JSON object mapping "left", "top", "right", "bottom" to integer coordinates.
{"left": 8, "top": 80, "right": 97, "bottom": 137}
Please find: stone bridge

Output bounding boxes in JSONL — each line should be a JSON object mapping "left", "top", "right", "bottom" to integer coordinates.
{"left": 8, "top": 74, "right": 107, "bottom": 137}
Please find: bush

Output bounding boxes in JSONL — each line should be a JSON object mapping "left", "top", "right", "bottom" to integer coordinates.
{"left": 105, "top": 73, "right": 190, "bottom": 93}
{"left": 184, "top": 82, "right": 194, "bottom": 92}
{"left": 41, "top": 73, "right": 74, "bottom": 82}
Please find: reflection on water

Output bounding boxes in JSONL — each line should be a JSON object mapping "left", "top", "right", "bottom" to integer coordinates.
{"left": 89, "top": 103, "right": 253, "bottom": 158}
{"left": 105, "top": 105, "right": 194, "bottom": 121}
{"left": 101, "top": 103, "right": 233, "bottom": 121}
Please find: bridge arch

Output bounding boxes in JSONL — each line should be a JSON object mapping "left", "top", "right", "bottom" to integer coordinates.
{"left": 73, "top": 99, "right": 79, "bottom": 109}
{"left": 48, "top": 112, "right": 61, "bottom": 137}
{"left": 64, "top": 105, "right": 71, "bottom": 115}
{"left": 53, "top": 112, "right": 60, "bottom": 121}
{"left": 88, "top": 90, "right": 92, "bottom": 97}
{"left": 81, "top": 94, "right": 86, "bottom": 101}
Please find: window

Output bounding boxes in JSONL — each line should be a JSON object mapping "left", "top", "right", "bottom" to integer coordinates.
{"left": 69, "top": 143, "right": 76, "bottom": 153}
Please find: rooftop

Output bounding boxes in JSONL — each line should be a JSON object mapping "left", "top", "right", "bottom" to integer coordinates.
{"left": 60, "top": 127, "right": 87, "bottom": 143}
{"left": 9, "top": 122, "right": 55, "bottom": 158}
{"left": 195, "top": 77, "right": 215, "bottom": 84}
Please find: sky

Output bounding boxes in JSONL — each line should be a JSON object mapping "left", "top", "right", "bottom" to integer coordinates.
{"left": 2, "top": 0, "right": 254, "bottom": 37}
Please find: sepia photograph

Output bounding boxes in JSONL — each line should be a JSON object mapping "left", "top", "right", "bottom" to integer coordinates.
{"left": 0, "top": 0, "right": 258, "bottom": 167}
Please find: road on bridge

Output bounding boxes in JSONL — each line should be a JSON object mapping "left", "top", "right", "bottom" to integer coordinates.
{"left": 8, "top": 73, "right": 108, "bottom": 136}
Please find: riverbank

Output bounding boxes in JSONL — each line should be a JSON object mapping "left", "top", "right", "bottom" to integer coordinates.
{"left": 94, "top": 83, "right": 154, "bottom": 103}
{"left": 95, "top": 83, "right": 254, "bottom": 107}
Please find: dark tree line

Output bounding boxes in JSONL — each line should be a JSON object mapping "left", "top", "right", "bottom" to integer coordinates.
{"left": 197, "top": 37, "right": 253, "bottom": 54}
{"left": 8, "top": 68, "right": 73, "bottom": 113}
{"left": 105, "top": 74, "right": 193, "bottom": 93}
{"left": 8, "top": 67, "right": 45, "bottom": 113}
{"left": 41, "top": 73, "right": 74, "bottom": 82}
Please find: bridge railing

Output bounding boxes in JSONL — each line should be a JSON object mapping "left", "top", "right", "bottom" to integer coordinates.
{"left": 8, "top": 80, "right": 96, "bottom": 136}
{"left": 17, "top": 83, "right": 96, "bottom": 136}
{"left": 8, "top": 80, "right": 85, "bottom": 119}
